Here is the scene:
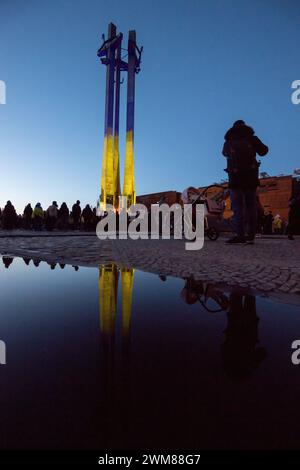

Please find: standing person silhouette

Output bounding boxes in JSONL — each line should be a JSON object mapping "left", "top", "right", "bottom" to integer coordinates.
{"left": 46, "top": 201, "right": 58, "bottom": 231}
{"left": 222, "top": 120, "right": 268, "bottom": 244}
{"left": 2, "top": 201, "right": 17, "bottom": 230}
{"left": 72, "top": 200, "right": 81, "bottom": 229}
{"left": 23, "top": 203, "right": 33, "bottom": 229}
{"left": 287, "top": 194, "right": 300, "bottom": 240}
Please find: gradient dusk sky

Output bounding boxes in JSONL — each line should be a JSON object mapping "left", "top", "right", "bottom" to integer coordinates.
{"left": 1, "top": 0, "right": 299, "bottom": 212}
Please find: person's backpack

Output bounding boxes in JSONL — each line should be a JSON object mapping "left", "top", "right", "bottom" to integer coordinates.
{"left": 226, "top": 137, "right": 259, "bottom": 187}
{"left": 227, "top": 137, "right": 256, "bottom": 172}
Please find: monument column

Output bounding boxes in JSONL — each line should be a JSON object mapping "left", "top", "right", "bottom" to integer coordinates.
{"left": 123, "top": 30, "right": 137, "bottom": 208}
{"left": 100, "top": 23, "right": 117, "bottom": 210}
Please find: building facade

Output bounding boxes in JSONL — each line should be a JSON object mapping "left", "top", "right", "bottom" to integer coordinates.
{"left": 137, "top": 175, "right": 299, "bottom": 224}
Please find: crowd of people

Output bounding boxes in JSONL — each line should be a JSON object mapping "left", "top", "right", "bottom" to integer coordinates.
{"left": 0, "top": 200, "right": 98, "bottom": 231}
{"left": 256, "top": 198, "right": 300, "bottom": 240}
{"left": 257, "top": 210, "right": 287, "bottom": 235}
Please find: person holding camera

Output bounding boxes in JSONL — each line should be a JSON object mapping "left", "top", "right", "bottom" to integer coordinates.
{"left": 222, "top": 120, "right": 268, "bottom": 244}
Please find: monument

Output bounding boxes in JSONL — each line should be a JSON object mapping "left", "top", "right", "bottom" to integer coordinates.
{"left": 97, "top": 23, "right": 142, "bottom": 211}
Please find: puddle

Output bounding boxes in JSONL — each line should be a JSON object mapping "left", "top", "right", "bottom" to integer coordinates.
{"left": 0, "top": 256, "right": 300, "bottom": 450}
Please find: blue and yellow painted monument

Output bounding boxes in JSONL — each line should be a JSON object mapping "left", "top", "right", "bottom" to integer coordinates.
{"left": 97, "top": 23, "right": 142, "bottom": 211}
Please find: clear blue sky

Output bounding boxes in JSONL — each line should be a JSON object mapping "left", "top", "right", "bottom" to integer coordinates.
{"left": 1, "top": 0, "right": 299, "bottom": 212}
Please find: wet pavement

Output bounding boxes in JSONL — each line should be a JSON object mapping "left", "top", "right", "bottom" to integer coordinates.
{"left": 0, "top": 234, "right": 299, "bottom": 302}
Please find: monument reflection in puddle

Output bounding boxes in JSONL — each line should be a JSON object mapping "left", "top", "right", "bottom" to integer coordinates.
{"left": 98, "top": 264, "right": 134, "bottom": 338}
{"left": 98, "top": 263, "right": 134, "bottom": 444}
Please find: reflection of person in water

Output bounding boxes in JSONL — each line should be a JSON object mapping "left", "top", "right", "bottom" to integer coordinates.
{"left": 222, "top": 293, "right": 266, "bottom": 380}
{"left": 23, "top": 257, "right": 31, "bottom": 266}
{"left": 181, "top": 276, "right": 229, "bottom": 311}
{"left": 46, "top": 261, "right": 57, "bottom": 270}
{"left": 2, "top": 257, "right": 14, "bottom": 269}
{"left": 33, "top": 260, "right": 40, "bottom": 267}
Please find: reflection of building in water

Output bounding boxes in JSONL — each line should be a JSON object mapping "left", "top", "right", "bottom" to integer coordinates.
{"left": 98, "top": 264, "right": 134, "bottom": 337}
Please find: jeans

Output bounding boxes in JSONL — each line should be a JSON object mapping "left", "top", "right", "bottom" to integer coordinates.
{"left": 230, "top": 188, "right": 257, "bottom": 239}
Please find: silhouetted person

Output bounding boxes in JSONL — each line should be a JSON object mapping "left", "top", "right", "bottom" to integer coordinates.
{"left": 72, "top": 200, "right": 81, "bottom": 229}
{"left": 33, "top": 260, "right": 40, "bottom": 267}
{"left": 59, "top": 263, "right": 65, "bottom": 269}
{"left": 264, "top": 210, "right": 273, "bottom": 235}
{"left": 23, "top": 257, "right": 31, "bottom": 266}
{"left": 23, "top": 203, "right": 33, "bottom": 229}
{"left": 82, "top": 204, "right": 94, "bottom": 231}
{"left": 46, "top": 201, "right": 58, "bottom": 231}
{"left": 58, "top": 202, "right": 69, "bottom": 230}
{"left": 2, "top": 256, "right": 13, "bottom": 269}
{"left": 32, "top": 203, "right": 44, "bottom": 231}
{"left": 273, "top": 214, "right": 282, "bottom": 234}
{"left": 2, "top": 201, "right": 17, "bottom": 230}
{"left": 222, "top": 120, "right": 268, "bottom": 244}
{"left": 92, "top": 207, "right": 98, "bottom": 230}
{"left": 287, "top": 194, "right": 300, "bottom": 240}
{"left": 72, "top": 265, "right": 79, "bottom": 271}
{"left": 222, "top": 293, "right": 266, "bottom": 380}
{"left": 256, "top": 195, "right": 264, "bottom": 234}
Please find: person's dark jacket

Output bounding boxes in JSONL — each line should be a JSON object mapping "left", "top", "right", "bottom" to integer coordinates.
{"left": 23, "top": 204, "right": 33, "bottom": 219}
{"left": 289, "top": 195, "right": 300, "bottom": 219}
{"left": 222, "top": 124, "right": 268, "bottom": 189}
{"left": 58, "top": 203, "right": 69, "bottom": 219}
{"left": 3, "top": 202, "right": 17, "bottom": 229}
{"left": 72, "top": 203, "right": 81, "bottom": 219}
{"left": 82, "top": 205, "right": 93, "bottom": 222}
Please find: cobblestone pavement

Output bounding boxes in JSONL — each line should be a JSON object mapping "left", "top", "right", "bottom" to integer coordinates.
{"left": 0, "top": 231, "right": 299, "bottom": 303}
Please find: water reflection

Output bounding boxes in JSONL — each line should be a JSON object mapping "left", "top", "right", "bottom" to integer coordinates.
{"left": 0, "top": 255, "right": 299, "bottom": 449}
{"left": 1, "top": 255, "right": 80, "bottom": 272}
{"left": 2, "top": 255, "right": 267, "bottom": 380}
{"left": 181, "top": 276, "right": 229, "bottom": 312}
{"left": 2, "top": 256, "right": 13, "bottom": 269}
{"left": 181, "top": 276, "right": 267, "bottom": 378}
{"left": 98, "top": 266, "right": 267, "bottom": 381}
{"left": 222, "top": 294, "right": 267, "bottom": 380}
